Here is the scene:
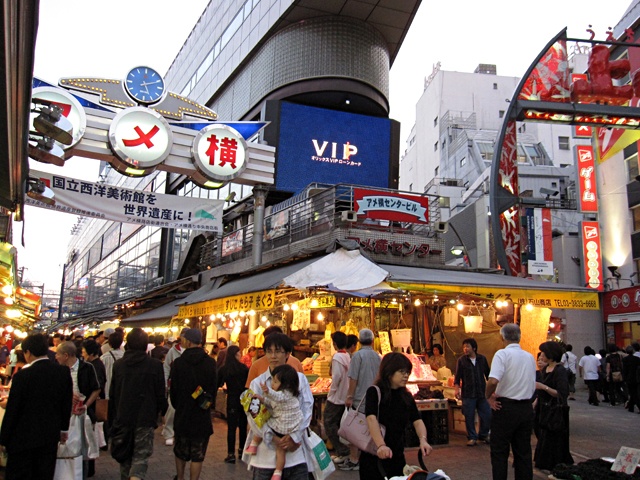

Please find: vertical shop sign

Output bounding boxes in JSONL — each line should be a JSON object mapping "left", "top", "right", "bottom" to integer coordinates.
{"left": 575, "top": 145, "right": 599, "bottom": 212}
{"left": 581, "top": 221, "right": 603, "bottom": 291}
{"left": 526, "top": 208, "right": 553, "bottom": 275}
{"left": 571, "top": 74, "right": 593, "bottom": 138}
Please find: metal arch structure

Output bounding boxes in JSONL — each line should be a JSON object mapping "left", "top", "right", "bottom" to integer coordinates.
{"left": 490, "top": 28, "right": 640, "bottom": 277}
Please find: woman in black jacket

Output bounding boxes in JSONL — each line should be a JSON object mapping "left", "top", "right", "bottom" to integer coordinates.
{"left": 217, "top": 345, "right": 249, "bottom": 464}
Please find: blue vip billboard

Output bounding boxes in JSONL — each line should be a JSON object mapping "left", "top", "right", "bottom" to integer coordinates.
{"left": 267, "top": 102, "right": 399, "bottom": 194}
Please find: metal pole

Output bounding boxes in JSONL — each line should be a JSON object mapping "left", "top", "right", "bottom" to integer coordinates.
{"left": 57, "top": 263, "right": 67, "bottom": 322}
{"left": 252, "top": 185, "right": 269, "bottom": 267}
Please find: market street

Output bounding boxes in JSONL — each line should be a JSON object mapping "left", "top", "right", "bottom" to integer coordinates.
{"left": 80, "top": 385, "right": 639, "bottom": 480}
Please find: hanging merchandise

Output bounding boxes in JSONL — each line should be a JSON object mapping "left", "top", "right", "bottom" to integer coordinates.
{"left": 443, "top": 307, "right": 458, "bottom": 327}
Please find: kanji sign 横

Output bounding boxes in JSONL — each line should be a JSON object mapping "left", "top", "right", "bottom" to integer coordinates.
{"left": 192, "top": 124, "right": 247, "bottom": 182}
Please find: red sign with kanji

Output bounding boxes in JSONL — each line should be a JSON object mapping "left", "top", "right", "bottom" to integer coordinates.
{"left": 575, "top": 145, "right": 599, "bottom": 213}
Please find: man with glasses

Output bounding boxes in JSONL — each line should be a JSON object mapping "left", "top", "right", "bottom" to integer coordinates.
{"left": 243, "top": 333, "right": 313, "bottom": 480}
{"left": 245, "top": 326, "right": 303, "bottom": 388}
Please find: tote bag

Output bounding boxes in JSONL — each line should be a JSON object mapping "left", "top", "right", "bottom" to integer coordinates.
{"left": 337, "top": 386, "right": 385, "bottom": 456}
{"left": 304, "top": 428, "right": 336, "bottom": 480}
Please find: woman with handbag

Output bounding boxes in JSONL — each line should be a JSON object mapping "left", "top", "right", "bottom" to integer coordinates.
{"left": 362, "top": 352, "right": 433, "bottom": 480}
{"left": 533, "top": 341, "right": 574, "bottom": 472}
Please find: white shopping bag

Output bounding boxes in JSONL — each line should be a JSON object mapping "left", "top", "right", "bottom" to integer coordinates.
{"left": 95, "top": 421, "right": 107, "bottom": 448}
{"left": 53, "top": 457, "right": 82, "bottom": 480}
{"left": 303, "top": 428, "right": 335, "bottom": 480}
{"left": 56, "top": 414, "right": 82, "bottom": 459}
{"left": 83, "top": 415, "right": 99, "bottom": 460}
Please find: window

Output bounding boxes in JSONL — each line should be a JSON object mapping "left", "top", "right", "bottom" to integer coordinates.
{"left": 499, "top": 110, "right": 505, "bottom": 118}
{"left": 460, "top": 157, "right": 466, "bottom": 167}
{"left": 625, "top": 152, "right": 639, "bottom": 182}
{"left": 493, "top": 83, "right": 498, "bottom": 90}
{"left": 525, "top": 145, "right": 543, "bottom": 165}
{"left": 558, "top": 136, "right": 570, "bottom": 150}
{"left": 633, "top": 207, "right": 640, "bottom": 232}
{"left": 476, "top": 142, "right": 494, "bottom": 160}
{"left": 434, "top": 142, "right": 438, "bottom": 151}
{"left": 435, "top": 166, "right": 439, "bottom": 177}
{"left": 434, "top": 117, "right": 438, "bottom": 127}
{"left": 409, "top": 183, "right": 413, "bottom": 192}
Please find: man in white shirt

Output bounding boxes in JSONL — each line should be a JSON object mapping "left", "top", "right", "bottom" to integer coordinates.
{"left": 486, "top": 323, "right": 536, "bottom": 480}
{"left": 162, "top": 328, "right": 188, "bottom": 446}
{"left": 242, "top": 333, "right": 313, "bottom": 480}
{"left": 561, "top": 344, "right": 578, "bottom": 400}
{"left": 578, "top": 346, "right": 601, "bottom": 406}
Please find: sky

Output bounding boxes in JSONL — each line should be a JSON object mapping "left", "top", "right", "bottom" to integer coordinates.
{"left": 16, "top": 0, "right": 632, "bottom": 293}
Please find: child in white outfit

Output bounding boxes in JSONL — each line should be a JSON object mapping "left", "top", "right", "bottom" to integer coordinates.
{"left": 245, "top": 364, "right": 303, "bottom": 480}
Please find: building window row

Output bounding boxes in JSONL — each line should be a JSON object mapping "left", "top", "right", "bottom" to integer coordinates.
{"left": 180, "top": 0, "right": 257, "bottom": 97}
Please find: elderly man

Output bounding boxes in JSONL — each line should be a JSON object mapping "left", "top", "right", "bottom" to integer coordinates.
{"left": 56, "top": 341, "right": 101, "bottom": 421}
{"left": 486, "top": 323, "right": 536, "bottom": 480}
{"left": 169, "top": 328, "right": 217, "bottom": 480}
{"left": 341, "top": 328, "right": 381, "bottom": 471}
{"left": 109, "top": 328, "right": 168, "bottom": 480}
{"left": 244, "top": 333, "right": 313, "bottom": 480}
{"left": 0, "top": 334, "right": 73, "bottom": 479}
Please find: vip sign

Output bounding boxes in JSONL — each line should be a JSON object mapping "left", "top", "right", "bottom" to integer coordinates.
{"left": 31, "top": 87, "right": 87, "bottom": 148}
{"left": 312, "top": 139, "right": 358, "bottom": 161}
{"left": 192, "top": 124, "right": 248, "bottom": 182}
{"left": 108, "top": 107, "right": 173, "bottom": 176}
{"left": 581, "top": 221, "right": 603, "bottom": 291}
{"left": 575, "top": 145, "right": 599, "bottom": 213}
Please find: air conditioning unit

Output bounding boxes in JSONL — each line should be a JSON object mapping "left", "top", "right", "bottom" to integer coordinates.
{"left": 435, "top": 221, "right": 449, "bottom": 233}
{"left": 341, "top": 211, "right": 358, "bottom": 222}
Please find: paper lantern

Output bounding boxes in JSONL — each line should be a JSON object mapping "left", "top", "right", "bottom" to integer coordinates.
{"left": 463, "top": 315, "right": 483, "bottom": 334}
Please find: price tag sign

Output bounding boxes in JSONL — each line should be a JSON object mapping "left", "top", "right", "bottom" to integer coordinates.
{"left": 611, "top": 446, "right": 640, "bottom": 474}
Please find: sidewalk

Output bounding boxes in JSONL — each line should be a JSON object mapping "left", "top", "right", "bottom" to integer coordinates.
{"left": 89, "top": 385, "right": 639, "bottom": 479}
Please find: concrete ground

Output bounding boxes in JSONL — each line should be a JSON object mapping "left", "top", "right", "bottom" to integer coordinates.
{"left": 82, "top": 385, "right": 639, "bottom": 479}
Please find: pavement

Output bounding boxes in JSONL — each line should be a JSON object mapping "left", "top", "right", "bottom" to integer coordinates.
{"left": 82, "top": 385, "right": 640, "bottom": 479}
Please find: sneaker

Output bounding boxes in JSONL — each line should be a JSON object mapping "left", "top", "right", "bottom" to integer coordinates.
{"left": 224, "top": 454, "right": 236, "bottom": 464}
{"left": 338, "top": 459, "right": 359, "bottom": 471}
{"left": 331, "top": 455, "right": 348, "bottom": 465}
{"left": 165, "top": 438, "right": 174, "bottom": 446}
{"left": 467, "top": 439, "right": 477, "bottom": 446}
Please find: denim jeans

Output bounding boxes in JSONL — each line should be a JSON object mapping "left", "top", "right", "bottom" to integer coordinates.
{"left": 252, "top": 462, "right": 308, "bottom": 480}
{"left": 461, "top": 396, "right": 491, "bottom": 440}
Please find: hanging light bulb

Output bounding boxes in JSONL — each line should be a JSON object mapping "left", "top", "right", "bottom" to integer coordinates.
{"left": 261, "top": 315, "right": 268, "bottom": 322}
{"left": 248, "top": 310, "right": 256, "bottom": 316}
{"left": 456, "top": 302, "right": 464, "bottom": 311}
{"left": 310, "top": 298, "right": 319, "bottom": 308}
{"left": 414, "top": 298, "right": 422, "bottom": 306}
{"left": 525, "top": 303, "right": 534, "bottom": 311}
{"left": 290, "top": 303, "right": 299, "bottom": 311}
{"left": 1, "top": 285, "right": 12, "bottom": 296}
{"left": 239, "top": 311, "right": 246, "bottom": 317}
{"left": 317, "top": 312, "right": 324, "bottom": 321}
{"left": 184, "top": 318, "right": 190, "bottom": 324}
{"left": 283, "top": 304, "right": 290, "bottom": 311}
{"left": 449, "top": 299, "right": 456, "bottom": 304}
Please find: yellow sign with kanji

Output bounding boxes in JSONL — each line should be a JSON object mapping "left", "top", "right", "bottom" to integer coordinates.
{"left": 390, "top": 282, "right": 599, "bottom": 310}
{"left": 178, "top": 289, "right": 276, "bottom": 318}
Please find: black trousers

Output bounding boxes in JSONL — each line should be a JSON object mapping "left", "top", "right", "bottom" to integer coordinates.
{"left": 626, "top": 382, "right": 640, "bottom": 412}
{"left": 585, "top": 379, "right": 599, "bottom": 405}
{"left": 226, "top": 399, "right": 247, "bottom": 455}
{"left": 490, "top": 399, "right": 534, "bottom": 480}
{"left": 5, "top": 445, "right": 58, "bottom": 480}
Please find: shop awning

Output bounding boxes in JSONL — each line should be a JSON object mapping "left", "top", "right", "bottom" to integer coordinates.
{"left": 383, "top": 264, "right": 599, "bottom": 310}
{"left": 120, "top": 297, "right": 188, "bottom": 328}
{"left": 283, "top": 248, "right": 389, "bottom": 291}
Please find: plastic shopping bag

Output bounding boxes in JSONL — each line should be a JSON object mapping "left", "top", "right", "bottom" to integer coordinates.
{"left": 53, "top": 457, "right": 82, "bottom": 480}
{"left": 56, "top": 414, "right": 82, "bottom": 458}
{"left": 303, "top": 428, "right": 335, "bottom": 480}
{"left": 83, "top": 415, "right": 99, "bottom": 460}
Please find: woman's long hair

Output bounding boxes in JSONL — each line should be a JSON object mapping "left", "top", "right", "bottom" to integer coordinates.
{"left": 374, "top": 352, "right": 414, "bottom": 405}
{"left": 222, "top": 345, "right": 248, "bottom": 376}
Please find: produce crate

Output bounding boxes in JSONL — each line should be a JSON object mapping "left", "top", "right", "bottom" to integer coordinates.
{"left": 423, "top": 410, "right": 449, "bottom": 445}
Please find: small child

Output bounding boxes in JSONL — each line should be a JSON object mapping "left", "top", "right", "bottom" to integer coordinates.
{"left": 245, "top": 364, "right": 303, "bottom": 480}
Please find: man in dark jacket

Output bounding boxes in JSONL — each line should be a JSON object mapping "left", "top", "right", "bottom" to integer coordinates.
{"left": 109, "top": 328, "right": 168, "bottom": 480}
{"left": 0, "top": 333, "right": 73, "bottom": 479}
{"left": 169, "top": 328, "right": 217, "bottom": 480}
{"left": 622, "top": 344, "right": 640, "bottom": 413}
{"left": 454, "top": 337, "right": 492, "bottom": 446}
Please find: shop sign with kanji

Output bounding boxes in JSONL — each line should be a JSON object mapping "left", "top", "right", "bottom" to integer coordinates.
{"left": 178, "top": 289, "right": 276, "bottom": 318}
{"left": 353, "top": 188, "right": 430, "bottom": 224}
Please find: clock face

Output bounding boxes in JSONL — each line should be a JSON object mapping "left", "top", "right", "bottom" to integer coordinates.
{"left": 125, "top": 67, "right": 165, "bottom": 104}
